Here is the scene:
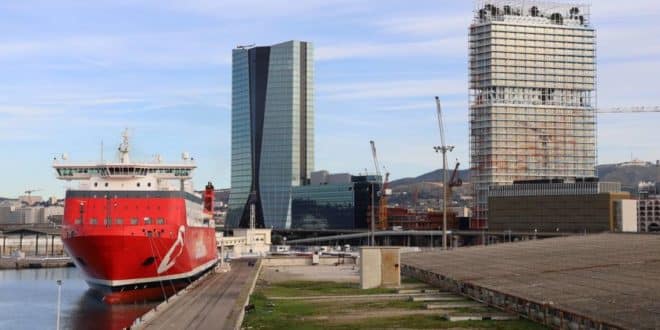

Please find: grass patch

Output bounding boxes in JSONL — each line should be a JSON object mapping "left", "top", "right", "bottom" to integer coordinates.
{"left": 243, "top": 280, "right": 549, "bottom": 330}
{"left": 260, "top": 280, "right": 396, "bottom": 297}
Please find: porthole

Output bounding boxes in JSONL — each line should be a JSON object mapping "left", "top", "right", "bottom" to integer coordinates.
{"left": 137, "top": 182, "right": 141, "bottom": 187}
{"left": 94, "top": 182, "right": 98, "bottom": 187}
{"left": 104, "top": 182, "right": 109, "bottom": 187}
{"left": 147, "top": 182, "right": 152, "bottom": 187}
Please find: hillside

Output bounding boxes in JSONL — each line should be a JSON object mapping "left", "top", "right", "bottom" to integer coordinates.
{"left": 597, "top": 164, "right": 659, "bottom": 190}
{"left": 388, "top": 163, "right": 660, "bottom": 206}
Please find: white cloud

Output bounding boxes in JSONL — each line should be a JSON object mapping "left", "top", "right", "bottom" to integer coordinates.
{"left": 316, "top": 37, "right": 466, "bottom": 61}
{"left": 0, "top": 33, "right": 231, "bottom": 68}
{"left": 597, "top": 24, "right": 660, "bottom": 60}
{"left": 598, "top": 59, "right": 660, "bottom": 107}
{"left": 162, "top": 0, "right": 367, "bottom": 19}
{"left": 375, "top": 14, "right": 470, "bottom": 37}
{"left": 319, "top": 78, "right": 466, "bottom": 101}
{"left": 592, "top": 0, "right": 660, "bottom": 21}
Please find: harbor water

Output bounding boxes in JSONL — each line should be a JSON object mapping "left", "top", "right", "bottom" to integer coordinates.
{"left": 0, "top": 267, "right": 155, "bottom": 330}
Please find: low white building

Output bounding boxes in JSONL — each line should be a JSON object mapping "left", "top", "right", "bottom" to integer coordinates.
{"left": 614, "top": 200, "right": 638, "bottom": 232}
{"left": 217, "top": 228, "right": 272, "bottom": 258}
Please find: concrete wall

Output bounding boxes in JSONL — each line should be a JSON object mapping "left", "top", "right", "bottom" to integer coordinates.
{"left": 615, "top": 199, "right": 638, "bottom": 232}
{"left": 1, "top": 236, "right": 65, "bottom": 256}
{"left": 360, "top": 247, "right": 400, "bottom": 289}
{"left": 488, "top": 192, "right": 631, "bottom": 232}
{"left": 261, "top": 255, "right": 356, "bottom": 267}
{"left": 380, "top": 248, "right": 401, "bottom": 287}
{"left": 360, "top": 248, "right": 382, "bottom": 289}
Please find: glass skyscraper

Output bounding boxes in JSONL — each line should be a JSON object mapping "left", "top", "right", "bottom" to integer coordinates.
{"left": 469, "top": 1, "right": 596, "bottom": 227}
{"left": 227, "top": 40, "right": 314, "bottom": 229}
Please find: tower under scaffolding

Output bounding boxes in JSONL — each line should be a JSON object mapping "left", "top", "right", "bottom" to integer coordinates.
{"left": 469, "top": 0, "right": 597, "bottom": 228}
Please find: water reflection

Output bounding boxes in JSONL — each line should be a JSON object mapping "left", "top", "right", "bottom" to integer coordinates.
{"left": 0, "top": 268, "right": 157, "bottom": 330}
{"left": 67, "top": 290, "right": 155, "bottom": 330}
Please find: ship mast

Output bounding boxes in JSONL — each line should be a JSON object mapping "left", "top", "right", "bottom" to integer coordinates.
{"left": 118, "top": 129, "right": 130, "bottom": 164}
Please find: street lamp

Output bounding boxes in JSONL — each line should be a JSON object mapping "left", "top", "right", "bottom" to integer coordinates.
{"left": 370, "top": 181, "right": 376, "bottom": 246}
{"left": 433, "top": 96, "right": 454, "bottom": 251}
{"left": 56, "top": 279, "right": 62, "bottom": 330}
{"left": 434, "top": 145, "right": 454, "bottom": 250}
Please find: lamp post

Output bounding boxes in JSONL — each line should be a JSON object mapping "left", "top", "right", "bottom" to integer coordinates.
{"left": 370, "top": 182, "right": 376, "bottom": 246}
{"left": 433, "top": 96, "right": 453, "bottom": 251}
{"left": 56, "top": 280, "right": 62, "bottom": 330}
{"left": 434, "top": 145, "right": 453, "bottom": 250}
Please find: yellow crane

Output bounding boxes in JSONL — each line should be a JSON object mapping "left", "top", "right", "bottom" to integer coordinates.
{"left": 369, "top": 140, "right": 390, "bottom": 231}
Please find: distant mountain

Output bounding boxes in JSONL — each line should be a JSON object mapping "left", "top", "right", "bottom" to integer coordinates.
{"left": 598, "top": 164, "right": 659, "bottom": 190}
{"left": 390, "top": 169, "right": 470, "bottom": 188}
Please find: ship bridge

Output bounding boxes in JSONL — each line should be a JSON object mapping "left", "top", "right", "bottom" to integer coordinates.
{"left": 53, "top": 162, "right": 196, "bottom": 181}
{"left": 53, "top": 130, "right": 197, "bottom": 192}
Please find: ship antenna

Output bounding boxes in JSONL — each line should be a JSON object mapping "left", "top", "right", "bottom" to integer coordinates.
{"left": 118, "top": 129, "right": 130, "bottom": 164}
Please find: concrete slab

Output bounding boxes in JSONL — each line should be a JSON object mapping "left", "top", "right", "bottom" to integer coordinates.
{"left": 425, "top": 302, "right": 485, "bottom": 309}
{"left": 410, "top": 295, "right": 464, "bottom": 302}
{"left": 443, "top": 314, "right": 518, "bottom": 321}
{"left": 397, "top": 289, "right": 441, "bottom": 294}
{"left": 403, "top": 234, "right": 660, "bottom": 329}
{"left": 137, "top": 259, "right": 259, "bottom": 330}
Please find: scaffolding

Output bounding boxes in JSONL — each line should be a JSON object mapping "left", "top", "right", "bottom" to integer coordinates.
{"left": 469, "top": 0, "right": 597, "bottom": 226}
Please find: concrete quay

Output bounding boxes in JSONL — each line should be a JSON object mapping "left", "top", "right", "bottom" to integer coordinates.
{"left": 402, "top": 233, "right": 660, "bottom": 330}
{"left": 134, "top": 259, "right": 261, "bottom": 330}
{"left": 0, "top": 255, "right": 72, "bottom": 269}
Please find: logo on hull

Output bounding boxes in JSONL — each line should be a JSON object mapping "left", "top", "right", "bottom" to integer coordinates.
{"left": 157, "top": 226, "right": 185, "bottom": 274}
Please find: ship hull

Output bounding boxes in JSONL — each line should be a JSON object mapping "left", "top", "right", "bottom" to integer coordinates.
{"left": 62, "top": 192, "right": 218, "bottom": 304}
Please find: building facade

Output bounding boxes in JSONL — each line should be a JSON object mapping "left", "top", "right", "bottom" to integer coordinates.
{"left": 469, "top": 1, "right": 597, "bottom": 227}
{"left": 488, "top": 180, "right": 630, "bottom": 233}
{"left": 227, "top": 41, "right": 314, "bottom": 229}
{"left": 638, "top": 182, "right": 660, "bottom": 232}
{"left": 387, "top": 207, "right": 458, "bottom": 231}
{"left": 291, "top": 172, "right": 381, "bottom": 230}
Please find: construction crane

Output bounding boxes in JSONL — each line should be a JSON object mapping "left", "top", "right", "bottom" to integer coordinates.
{"left": 449, "top": 161, "right": 463, "bottom": 189}
{"left": 369, "top": 141, "right": 390, "bottom": 231}
{"left": 24, "top": 189, "right": 42, "bottom": 197}
{"left": 23, "top": 189, "right": 42, "bottom": 206}
{"left": 380, "top": 170, "right": 390, "bottom": 230}
{"left": 369, "top": 141, "right": 380, "bottom": 245}
{"left": 433, "top": 96, "right": 454, "bottom": 251}
{"left": 598, "top": 106, "right": 660, "bottom": 113}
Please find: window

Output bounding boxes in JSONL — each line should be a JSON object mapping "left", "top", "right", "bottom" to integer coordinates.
{"left": 147, "top": 182, "right": 152, "bottom": 187}
{"left": 116, "top": 218, "right": 124, "bottom": 225}
{"left": 74, "top": 219, "right": 82, "bottom": 225}
{"left": 157, "top": 218, "right": 165, "bottom": 225}
{"left": 104, "top": 182, "right": 109, "bottom": 187}
{"left": 94, "top": 182, "right": 98, "bottom": 187}
{"left": 137, "top": 182, "right": 141, "bottom": 187}
{"left": 130, "top": 218, "right": 138, "bottom": 225}
{"left": 90, "top": 218, "right": 98, "bottom": 225}
{"left": 144, "top": 217, "right": 152, "bottom": 225}
{"left": 104, "top": 218, "right": 111, "bottom": 226}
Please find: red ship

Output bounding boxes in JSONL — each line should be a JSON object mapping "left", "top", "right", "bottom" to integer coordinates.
{"left": 55, "top": 131, "right": 218, "bottom": 304}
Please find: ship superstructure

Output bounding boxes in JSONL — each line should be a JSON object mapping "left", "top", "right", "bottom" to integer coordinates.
{"left": 55, "top": 131, "right": 218, "bottom": 303}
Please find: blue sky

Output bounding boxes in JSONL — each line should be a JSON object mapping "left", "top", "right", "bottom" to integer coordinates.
{"left": 1, "top": 0, "right": 659, "bottom": 198}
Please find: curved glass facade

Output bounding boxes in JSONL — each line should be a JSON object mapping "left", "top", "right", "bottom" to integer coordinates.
{"left": 227, "top": 41, "right": 314, "bottom": 229}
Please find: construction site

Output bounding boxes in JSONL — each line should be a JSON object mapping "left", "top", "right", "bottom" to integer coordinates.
{"left": 469, "top": 0, "right": 598, "bottom": 228}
